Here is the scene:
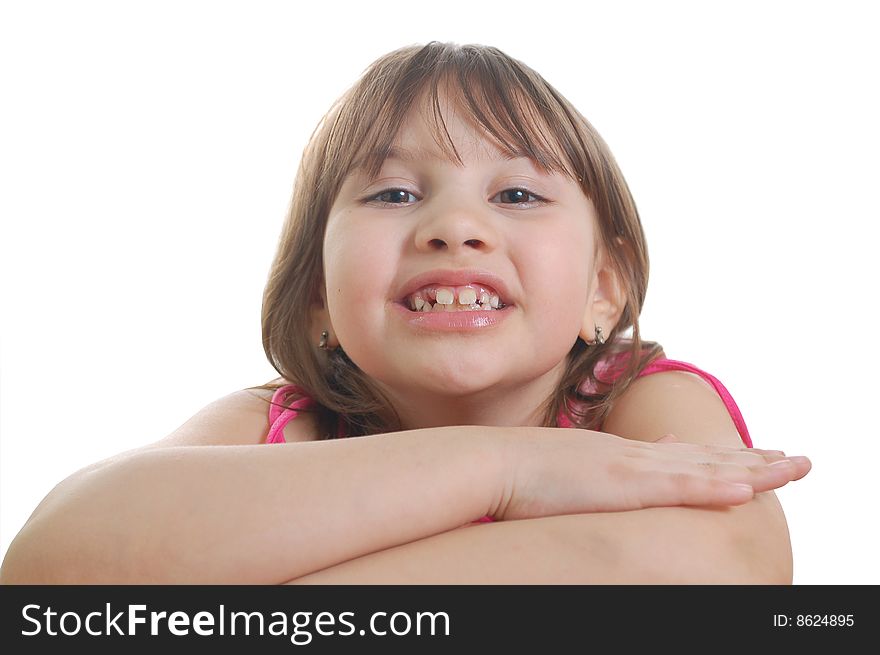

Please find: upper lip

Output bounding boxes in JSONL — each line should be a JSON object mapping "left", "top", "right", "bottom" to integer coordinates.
{"left": 396, "top": 268, "right": 514, "bottom": 305}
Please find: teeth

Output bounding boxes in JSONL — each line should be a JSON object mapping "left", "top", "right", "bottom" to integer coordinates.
{"left": 435, "top": 289, "right": 454, "bottom": 305}
{"left": 405, "top": 284, "right": 507, "bottom": 312}
{"left": 411, "top": 301, "right": 500, "bottom": 313}
{"left": 458, "top": 288, "right": 477, "bottom": 305}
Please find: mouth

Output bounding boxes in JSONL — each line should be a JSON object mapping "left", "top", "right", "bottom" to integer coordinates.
{"left": 395, "top": 269, "right": 514, "bottom": 314}
{"left": 399, "top": 283, "right": 508, "bottom": 313}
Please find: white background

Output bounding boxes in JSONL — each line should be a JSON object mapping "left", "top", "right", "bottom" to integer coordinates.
{"left": 1, "top": 0, "right": 877, "bottom": 583}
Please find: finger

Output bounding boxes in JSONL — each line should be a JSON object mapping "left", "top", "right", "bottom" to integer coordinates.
{"left": 739, "top": 457, "right": 812, "bottom": 491}
{"left": 742, "top": 448, "right": 787, "bottom": 456}
{"left": 775, "top": 455, "right": 811, "bottom": 481}
{"left": 690, "top": 449, "right": 793, "bottom": 466}
{"left": 792, "top": 456, "right": 812, "bottom": 479}
{"left": 638, "top": 470, "right": 755, "bottom": 508}
{"left": 634, "top": 454, "right": 808, "bottom": 490}
{"left": 745, "top": 460, "right": 800, "bottom": 492}
{"left": 642, "top": 443, "right": 792, "bottom": 467}
{"left": 701, "top": 457, "right": 810, "bottom": 489}
{"left": 634, "top": 455, "right": 812, "bottom": 508}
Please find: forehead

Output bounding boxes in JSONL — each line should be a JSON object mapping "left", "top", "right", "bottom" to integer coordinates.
{"left": 395, "top": 99, "right": 504, "bottom": 154}
{"left": 350, "top": 93, "right": 563, "bottom": 178}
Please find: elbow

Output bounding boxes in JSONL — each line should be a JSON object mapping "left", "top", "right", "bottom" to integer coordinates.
{"left": 659, "top": 492, "right": 793, "bottom": 585}
{"left": 1, "top": 458, "right": 143, "bottom": 585}
{"left": 728, "top": 546, "right": 792, "bottom": 585}
{"left": 728, "top": 547, "right": 792, "bottom": 585}
{"left": 0, "top": 536, "right": 32, "bottom": 584}
{"left": 725, "top": 491, "right": 794, "bottom": 585}
{"left": 0, "top": 519, "right": 64, "bottom": 585}
{"left": 1, "top": 511, "right": 128, "bottom": 585}
{"left": 1, "top": 505, "right": 116, "bottom": 584}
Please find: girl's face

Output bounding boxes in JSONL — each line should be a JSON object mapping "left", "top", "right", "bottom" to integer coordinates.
{"left": 321, "top": 97, "right": 619, "bottom": 427}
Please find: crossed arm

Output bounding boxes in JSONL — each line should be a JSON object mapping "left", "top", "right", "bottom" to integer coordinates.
{"left": 285, "top": 371, "right": 794, "bottom": 584}
{"left": 287, "top": 495, "right": 789, "bottom": 584}
{"left": 0, "top": 372, "right": 796, "bottom": 584}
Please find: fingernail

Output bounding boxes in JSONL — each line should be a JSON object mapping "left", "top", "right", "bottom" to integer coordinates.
{"left": 769, "top": 459, "right": 795, "bottom": 468}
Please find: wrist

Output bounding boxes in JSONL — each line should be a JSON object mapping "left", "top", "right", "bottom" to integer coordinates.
{"left": 457, "top": 424, "right": 525, "bottom": 520}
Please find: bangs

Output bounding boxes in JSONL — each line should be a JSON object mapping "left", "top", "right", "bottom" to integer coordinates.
{"left": 322, "top": 43, "right": 589, "bottom": 192}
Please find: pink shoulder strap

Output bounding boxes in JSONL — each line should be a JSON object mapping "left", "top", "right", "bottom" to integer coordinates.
{"left": 265, "top": 385, "right": 316, "bottom": 444}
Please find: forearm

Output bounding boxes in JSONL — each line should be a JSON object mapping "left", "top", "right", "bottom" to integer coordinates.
{"left": 0, "top": 427, "right": 503, "bottom": 584}
{"left": 286, "top": 492, "right": 792, "bottom": 584}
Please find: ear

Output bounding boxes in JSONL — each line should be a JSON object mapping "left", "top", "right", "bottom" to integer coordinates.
{"left": 309, "top": 280, "right": 339, "bottom": 350}
{"left": 579, "top": 246, "right": 626, "bottom": 344}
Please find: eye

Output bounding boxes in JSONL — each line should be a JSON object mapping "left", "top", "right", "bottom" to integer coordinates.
{"left": 492, "top": 188, "right": 546, "bottom": 207}
{"left": 367, "top": 189, "right": 418, "bottom": 205}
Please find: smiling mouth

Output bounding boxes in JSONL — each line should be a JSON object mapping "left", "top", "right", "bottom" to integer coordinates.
{"left": 402, "top": 284, "right": 508, "bottom": 312}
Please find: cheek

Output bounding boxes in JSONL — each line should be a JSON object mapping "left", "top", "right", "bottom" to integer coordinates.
{"left": 323, "top": 218, "right": 397, "bottom": 331}
{"left": 519, "top": 227, "right": 593, "bottom": 324}
{"left": 325, "top": 218, "right": 371, "bottom": 297}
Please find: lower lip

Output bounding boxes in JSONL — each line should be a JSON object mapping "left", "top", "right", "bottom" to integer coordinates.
{"left": 392, "top": 302, "right": 513, "bottom": 331}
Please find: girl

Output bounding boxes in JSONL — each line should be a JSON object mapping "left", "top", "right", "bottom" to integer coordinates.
{"left": 0, "top": 42, "right": 810, "bottom": 584}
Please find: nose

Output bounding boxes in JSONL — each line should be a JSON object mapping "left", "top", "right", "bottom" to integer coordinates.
{"left": 413, "top": 196, "right": 498, "bottom": 253}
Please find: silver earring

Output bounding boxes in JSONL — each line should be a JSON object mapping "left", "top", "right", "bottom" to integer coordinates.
{"left": 593, "top": 326, "right": 605, "bottom": 345}
{"left": 318, "top": 330, "right": 329, "bottom": 350}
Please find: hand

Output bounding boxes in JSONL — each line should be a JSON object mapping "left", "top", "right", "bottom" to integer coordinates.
{"left": 493, "top": 428, "right": 811, "bottom": 521}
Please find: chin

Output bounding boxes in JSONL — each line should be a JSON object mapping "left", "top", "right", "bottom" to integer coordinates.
{"left": 406, "top": 363, "right": 513, "bottom": 398}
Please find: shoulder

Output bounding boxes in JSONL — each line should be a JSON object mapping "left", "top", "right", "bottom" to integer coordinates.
{"left": 146, "top": 379, "right": 319, "bottom": 448}
{"left": 602, "top": 369, "right": 744, "bottom": 448}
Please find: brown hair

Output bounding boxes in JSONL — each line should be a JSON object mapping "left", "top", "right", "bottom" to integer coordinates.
{"left": 247, "top": 41, "right": 664, "bottom": 438}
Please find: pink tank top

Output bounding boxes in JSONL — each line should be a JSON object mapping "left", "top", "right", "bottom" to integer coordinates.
{"left": 265, "top": 357, "right": 752, "bottom": 447}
